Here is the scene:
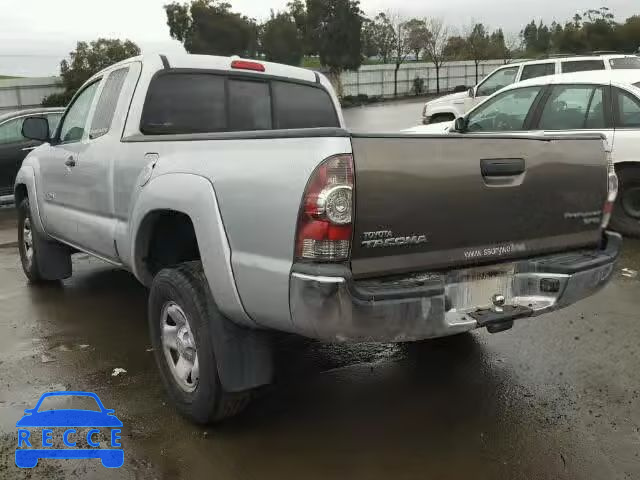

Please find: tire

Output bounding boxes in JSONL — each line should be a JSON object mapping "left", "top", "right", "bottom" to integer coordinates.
{"left": 610, "top": 166, "right": 640, "bottom": 238}
{"left": 17, "top": 197, "right": 71, "bottom": 282}
{"left": 148, "top": 261, "right": 251, "bottom": 424}
{"left": 429, "top": 113, "right": 455, "bottom": 124}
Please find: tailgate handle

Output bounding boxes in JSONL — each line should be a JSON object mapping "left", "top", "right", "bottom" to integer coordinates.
{"left": 481, "top": 158, "right": 525, "bottom": 177}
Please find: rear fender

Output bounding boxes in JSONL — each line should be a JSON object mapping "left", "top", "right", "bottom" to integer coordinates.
{"left": 130, "top": 173, "right": 272, "bottom": 392}
{"left": 130, "top": 173, "right": 254, "bottom": 327}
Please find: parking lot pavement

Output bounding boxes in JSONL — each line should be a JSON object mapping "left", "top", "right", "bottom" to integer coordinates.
{"left": 1, "top": 100, "right": 640, "bottom": 480}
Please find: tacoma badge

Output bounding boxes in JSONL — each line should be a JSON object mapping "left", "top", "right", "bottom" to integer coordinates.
{"left": 361, "top": 230, "right": 429, "bottom": 248}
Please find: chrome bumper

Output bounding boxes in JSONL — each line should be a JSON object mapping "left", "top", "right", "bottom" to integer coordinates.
{"left": 289, "top": 233, "right": 621, "bottom": 342}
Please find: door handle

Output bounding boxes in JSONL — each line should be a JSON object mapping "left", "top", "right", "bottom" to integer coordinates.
{"left": 480, "top": 158, "right": 525, "bottom": 177}
{"left": 21, "top": 146, "right": 37, "bottom": 152}
{"left": 65, "top": 156, "right": 76, "bottom": 168}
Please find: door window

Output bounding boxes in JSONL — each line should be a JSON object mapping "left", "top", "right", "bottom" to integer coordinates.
{"left": 538, "top": 85, "right": 606, "bottom": 130}
{"left": 476, "top": 67, "right": 519, "bottom": 97}
{"left": 0, "top": 118, "right": 25, "bottom": 145}
{"left": 609, "top": 57, "right": 640, "bottom": 70}
{"left": 561, "top": 60, "right": 605, "bottom": 73}
{"left": 467, "top": 86, "right": 542, "bottom": 132}
{"left": 58, "top": 81, "right": 100, "bottom": 143}
{"left": 520, "top": 63, "right": 555, "bottom": 81}
{"left": 90, "top": 68, "right": 129, "bottom": 139}
{"left": 614, "top": 88, "right": 640, "bottom": 128}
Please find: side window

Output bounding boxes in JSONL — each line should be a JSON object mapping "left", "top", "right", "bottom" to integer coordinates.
{"left": 272, "top": 81, "right": 339, "bottom": 129}
{"left": 615, "top": 88, "right": 640, "bottom": 128}
{"left": 228, "top": 79, "right": 272, "bottom": 131}
{"left": 141, "top": 73, "right": 227, "bottom": 134}
{"left": 90, "top": 68, "right": 129, "bottom": 139}
{"left": 476, "top": 67, "right": 519, "bottom": 97}
{"left": 561, "top": 60, "right": 605, "bottom": 74}
{"left": 467, "top": 86, "right": 542, "bottom": 132}
{"left": 46, "top": 114, "right": 63, "bottom": 135}
{"left": 520, "top": 63, "right": 555, "bottom": 81}
{"left": 0, "top": 118, "right": 25, "bottom": 145}
{"left": 539, "top": 85, "right": 605, "bottom": 130}
{"left": 58, "top": 81, "right": 100, "bottom": 143}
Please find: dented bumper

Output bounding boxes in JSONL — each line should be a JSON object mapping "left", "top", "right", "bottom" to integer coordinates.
{"left": 288, "top": 232, "right": 621, "bottom": 342}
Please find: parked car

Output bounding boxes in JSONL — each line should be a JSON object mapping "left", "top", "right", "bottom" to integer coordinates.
{"left": 422, "top": 54, "right": 640, "bottom": 124}
{"left": 408, "top": 69, "right": 640, "bottom": 238}
{"left": 15, "top": 53, "right": 620, "bottom": 424}
{"left": 0, "top": 108, "right": 63, "bottom": 203}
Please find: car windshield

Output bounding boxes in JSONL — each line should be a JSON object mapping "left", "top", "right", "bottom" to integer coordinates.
{"left": 610, "top": 57, "right": 640, "bottom": 69}
{"left": 37, "top": 395, "right": 101, "bottom": 412}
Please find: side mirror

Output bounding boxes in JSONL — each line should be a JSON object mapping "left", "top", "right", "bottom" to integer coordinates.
{"left": 453, "top": 117, "right": 467, "bottom": 133}
{"left": 468, "top": 87, "right": 475, "bottom": 98}
{"left": 22, "top": 116, "right": 50, "bottom": 143}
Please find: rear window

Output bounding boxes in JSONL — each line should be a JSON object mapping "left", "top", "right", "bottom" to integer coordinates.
{"left": 520, "top": 63, "right": 555, "bottom": 81}
{"left": 561, "top": 60, "right": 606, "bottom": 73}
{"left": 141, "top": 72, "right": 338, "bottom": 135}
{"left": 142, "top": 73, "right": 227, "bottom": 134}
{"left": 609, "top": 57, "right": 640, "bottom": 70}
{"left": 272, "top": 81, "right": 339, "bottom": 129}
{"left": 228, "top": 79, "right": 272, "bottom": 131}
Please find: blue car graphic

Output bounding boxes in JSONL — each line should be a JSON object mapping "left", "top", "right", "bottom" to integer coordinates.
{"left": 16, "top": 391, "right": 123, "bottom": 468}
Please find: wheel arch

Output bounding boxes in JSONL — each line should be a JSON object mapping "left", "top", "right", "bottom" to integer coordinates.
{"left": 129, "top": 173, "right": 255, "bottom": 328}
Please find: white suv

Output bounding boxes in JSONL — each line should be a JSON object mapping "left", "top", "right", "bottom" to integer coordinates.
{"left": 422, "top": 54, "right": 640, "bottom": 124}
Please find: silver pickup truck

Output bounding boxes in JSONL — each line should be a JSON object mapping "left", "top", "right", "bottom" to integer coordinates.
{"left": 15, "top": 54, "right": 621, "bottom": 424}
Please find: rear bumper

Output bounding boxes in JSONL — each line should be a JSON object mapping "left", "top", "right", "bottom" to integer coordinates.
{"left": 289, "top": 232, "right": 622, "bottom": 342}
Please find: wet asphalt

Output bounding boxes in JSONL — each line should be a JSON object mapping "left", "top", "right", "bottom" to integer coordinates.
{"left": 1, "top": 99, "right": 639, "bottom": 479}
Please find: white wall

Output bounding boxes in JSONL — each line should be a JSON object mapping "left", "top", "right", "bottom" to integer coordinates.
{"left": 0, "top": 77, "right": 63, "bottom": 113}
{"left": 340, "top": 59, "right": 524, "bottom": 97}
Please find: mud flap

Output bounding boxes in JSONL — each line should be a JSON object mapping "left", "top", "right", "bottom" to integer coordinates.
{"left": 32, "top": 233, "right": 72, "bottom": 281}
{"left": 208, "top": 310, "right": 274, "bottom": 393}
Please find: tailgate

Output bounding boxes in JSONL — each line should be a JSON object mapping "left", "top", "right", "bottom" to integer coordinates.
{"left": 350, "top": 134, "right": 607, "bottom": 278}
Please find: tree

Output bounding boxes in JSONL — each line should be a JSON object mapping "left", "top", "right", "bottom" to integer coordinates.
{"left": 384, "top": 12, "right": 412, "bottom": 97}
{"left": 365, "top": 13, "right": 396, "bottom": 63}
{"left": 403, "top": 18, "right": 430, "bottom": 61}
{"left": 423, "top": 18, "right": 449, "bottom": 93}
{"left": 42, "top": 38, "right": 140, "bottom": 107}
{"left": 261, "top": 11, "right": 303, "bottom": 65}
{"left": 286, "top": 0, "right": 313, "bottom": 55}
{"left": 466, "top": 23, "right": 491, "bottom": 83}
{"left": 443, "top": 35, "right": 468, "bottom": 60}
{"left": 165, "top": 0, "right": 259, "bottom": 57}
{"left": 306, "top": 0, "right": 363, "bottom": 88}
{"left": 617, "top": 16, "right": 640, "bottom": 53}
{"left": 521, "top": 20, "right": 551, "bottom": 55}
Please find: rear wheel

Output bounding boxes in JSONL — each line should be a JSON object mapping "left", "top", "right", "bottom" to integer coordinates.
{"left": 148, "top": 261, "right": 251, "bottom": 424}
{"left": 429, "top": 113, "right": 455, "bottom": 124}
{"left": 610, "top": 166, "right": 640, "bottom": 238}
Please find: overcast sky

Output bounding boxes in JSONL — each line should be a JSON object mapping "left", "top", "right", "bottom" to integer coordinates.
{"left": 0, "top": 0, "right": 636, "bottom": 76}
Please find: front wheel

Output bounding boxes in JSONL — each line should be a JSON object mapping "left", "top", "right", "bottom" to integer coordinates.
{"left": 610, "top": 166, "right": 640, "bottom": 238}
{"left": 148, "top": 261, "right": 251, "bottom": 424}
{"left": 17, "top": 198, "right": 71, "bottom": 282}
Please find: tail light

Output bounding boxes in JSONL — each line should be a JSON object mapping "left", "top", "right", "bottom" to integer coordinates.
{"left": 295, "top": 154, "right": 354, "bottom": 262}
{"left": 602, "top": 151, "right": 618, "bottom": 229}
